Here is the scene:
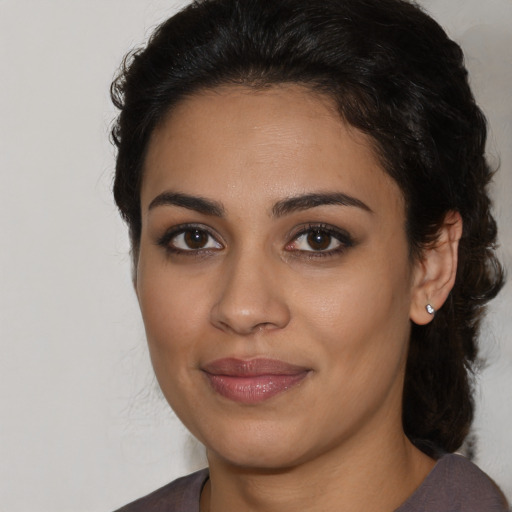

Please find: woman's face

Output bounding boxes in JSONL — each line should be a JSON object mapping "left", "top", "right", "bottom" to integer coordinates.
{"left": 136, "top": 85, "right": 422, "bottom": 469}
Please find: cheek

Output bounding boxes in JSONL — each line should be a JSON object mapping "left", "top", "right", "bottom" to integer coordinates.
{"left": 136, "top": 267, "right": 215, "bottom": 423}
{"left": 136, "top": 258, "right": 212, "bottom": 376}
{"left": 292, "top": 274, "right": 411, "bottom": 435}
{"left": 292, "top": 257, "right": 412, "bottom": 381}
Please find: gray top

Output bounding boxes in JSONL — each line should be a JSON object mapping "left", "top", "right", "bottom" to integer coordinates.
{"left": 114, "top": 454, "right": 509, "bottom": 512}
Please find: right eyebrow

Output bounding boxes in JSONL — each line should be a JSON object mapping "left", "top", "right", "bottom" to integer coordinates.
{"left": 148, "top": 191, "right": 225, "bottom": 217}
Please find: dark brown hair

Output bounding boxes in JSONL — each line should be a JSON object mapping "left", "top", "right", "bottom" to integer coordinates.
{"left": 110, "top": 0, "right": 504, "bottom": 453}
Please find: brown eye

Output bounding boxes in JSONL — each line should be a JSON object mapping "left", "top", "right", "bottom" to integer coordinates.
{"left": 162, "top": 227, "right": 223, "bottom": 252}
{"left": 286, "top": 224, "right": 353, "bottom": 255}
{"left": 306, "top": 230, "right": 332, "bottom": 251}
{"left": 184, "top": 229, "right": 209, "bottom": 249}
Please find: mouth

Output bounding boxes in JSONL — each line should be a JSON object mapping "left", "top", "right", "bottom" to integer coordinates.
{"left": 201, "top": 358, "right": 310, "bottom": 404}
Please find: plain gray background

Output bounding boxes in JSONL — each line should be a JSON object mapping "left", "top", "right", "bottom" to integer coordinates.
{"left": 1, "top": 1, "right": 511, "bottom": 510}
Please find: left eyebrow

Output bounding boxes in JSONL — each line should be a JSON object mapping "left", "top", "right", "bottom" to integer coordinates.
{"left": 272, "top": 192, "right": 373, "bottom": 218}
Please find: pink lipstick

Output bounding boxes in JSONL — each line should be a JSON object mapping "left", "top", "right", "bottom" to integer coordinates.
{"left": 201, "top": 358, "right": 310, "bottom": 404}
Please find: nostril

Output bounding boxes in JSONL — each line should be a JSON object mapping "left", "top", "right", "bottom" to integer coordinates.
{"left": 210, "top": 295, "right": 291, "bottom": 335}
{"left": 254, "top": 322, "right": 276, "bottom": 332}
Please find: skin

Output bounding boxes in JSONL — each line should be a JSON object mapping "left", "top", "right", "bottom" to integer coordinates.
{"left": 136, "top": 85, "right": 461, "bottom": 512}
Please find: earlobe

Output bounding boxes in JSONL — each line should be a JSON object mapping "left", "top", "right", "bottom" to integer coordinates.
{"left": 410, "top": 211, "right": 463, "bottom": 325}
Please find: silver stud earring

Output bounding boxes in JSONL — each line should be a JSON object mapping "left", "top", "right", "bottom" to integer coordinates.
{"left": 425, "top": 304, "right": 435, "bottom": 315}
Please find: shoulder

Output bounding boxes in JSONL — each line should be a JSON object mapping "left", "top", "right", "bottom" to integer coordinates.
{"left": 397, "top": 454, "right": 509, "bottom": 512}
{"left": 113, "top": 468, "right": 209, "bottom": 512}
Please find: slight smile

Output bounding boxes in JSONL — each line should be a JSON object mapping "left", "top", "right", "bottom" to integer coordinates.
{"left": 201, "top": 358, "right": 311, "bottom": 404}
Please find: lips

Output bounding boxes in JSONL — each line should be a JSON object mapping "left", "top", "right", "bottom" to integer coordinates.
{"left": 201, "top": 358, "right": 310, "bottom": 404}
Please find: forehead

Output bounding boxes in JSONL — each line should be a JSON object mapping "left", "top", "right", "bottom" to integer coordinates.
{"left": 141, "top": 84, "right": 403, "bottom": 216}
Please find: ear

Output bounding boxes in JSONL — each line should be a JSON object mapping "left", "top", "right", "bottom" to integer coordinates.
{"left": 409, "top": 211, "right": 463, "bottom": 325}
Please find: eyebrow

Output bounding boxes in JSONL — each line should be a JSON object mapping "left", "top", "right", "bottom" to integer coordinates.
{"left": 148, "top": 192, "right": 225, "bottom": 217}
{"left": 272, "top": 192, "right": 372, "bottom": 218}
{"left": 147, "top": 190, "right": 372, "bottom": 218}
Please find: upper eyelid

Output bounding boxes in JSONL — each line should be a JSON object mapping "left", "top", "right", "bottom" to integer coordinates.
{"left": 284, "top": 224, "right": 354, "bottom": 254}
{"left": 157, "top": 223, "right": 223, "bottom": 246}
{"left": 288, "top": 223, "right": 352, "bottom": 240}
{"left": 162, "top": 223, "right": 219, "bottom": 236}
{"left": 174, "top": 229, "right": 220, "bottom": 242}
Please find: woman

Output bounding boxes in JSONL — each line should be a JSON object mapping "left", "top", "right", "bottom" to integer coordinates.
{"left": 111, "top": 0, "right": 508, "bottom": 510}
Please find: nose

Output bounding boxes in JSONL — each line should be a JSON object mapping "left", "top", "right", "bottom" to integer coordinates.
{"left": 210, "top": 252, "right": 291, "bottom": 335}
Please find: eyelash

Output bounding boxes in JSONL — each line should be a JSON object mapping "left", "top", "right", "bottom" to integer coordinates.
{"left": 156, "top": 224, "right": 223, "bottom": 256}
{"left": 156, "top": 223, "right": 354, "bottom": 258}
{"left": 285, "top": 223, "right": 354, "bottom": 258}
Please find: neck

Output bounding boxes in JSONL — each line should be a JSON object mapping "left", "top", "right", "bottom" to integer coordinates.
{"left": 201, "top": 426, "right": 435, "bottom": 512}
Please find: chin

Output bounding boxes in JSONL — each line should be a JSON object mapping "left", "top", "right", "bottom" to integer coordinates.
{"left": 210, "top": 442, "right": 305, "bottom": 471}
{"left": 200, "top": 417, "right": 320, "bottom": 471}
